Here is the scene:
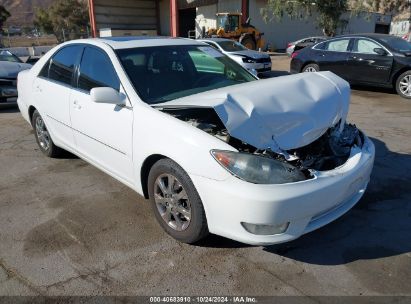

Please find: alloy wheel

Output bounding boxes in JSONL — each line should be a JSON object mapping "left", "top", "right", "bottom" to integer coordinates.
{"left": 35, "top": 116, "right": 50, "bottom": 151}
{"left": 304, "top": 67, "right": 317, "bottom": 72}
{"left": 399, "top": 75, "right": 411, "bottom": 97}
{"left": 154, "top": 173, "right": 191, "bottom": 231}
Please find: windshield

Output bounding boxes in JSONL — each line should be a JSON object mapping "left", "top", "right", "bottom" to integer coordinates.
{"left": 378, "top": 36, "right": 411, "bottom": 52}
{"left": 217, "top": 40, "right": 247, "bottom": 52}
{"left": 116, "top": 45, "right": 256, "bottom": 104}
{"left": 217, "top": 15, "right": 228, "bottom": 29}
{"left": 0, "top": 50, "right": 22, "bottom": 63}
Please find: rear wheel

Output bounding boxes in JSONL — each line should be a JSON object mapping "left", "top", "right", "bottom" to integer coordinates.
{"left": 32, "top": 110, "right": 63, "bottom": 157}
{"left": 241, "top": 36, "right": 256, "bottom": 50}
{"left": 396, "top": 70, "right": 411, "bottom": 99}
{"left": 148, "top": 159, "right": 208, "bottom": 244}
{"left": 302, "top": 63, "right": 319, "bottom": 73}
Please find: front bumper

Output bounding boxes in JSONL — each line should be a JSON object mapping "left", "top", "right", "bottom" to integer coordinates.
{"left": 242, "top": 62, "right": 272, "bottom": 73}
{"left": 0, "top": 97, "right": 17, "bottom": 109}
{"left": 0, "top": 84, "right": 18, "bottom": 109}
{"left": 190, "top": 136, "right": 375, "bottom": 245}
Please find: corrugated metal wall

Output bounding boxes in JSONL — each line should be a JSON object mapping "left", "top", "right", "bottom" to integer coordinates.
{"left": 92, "top": 0, "right": 159, "bottom": 32}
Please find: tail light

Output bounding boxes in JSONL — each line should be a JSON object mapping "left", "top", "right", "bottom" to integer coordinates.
{"left": 291, "top": 51, "right": 300, "bottom": 59}
{"left": 287, "top": 42, "right": 292, "bottom": 48}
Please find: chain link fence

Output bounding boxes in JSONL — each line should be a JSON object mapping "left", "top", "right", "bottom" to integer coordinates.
{"left": 0, "top": 29, "right": 91, "bottom": 48}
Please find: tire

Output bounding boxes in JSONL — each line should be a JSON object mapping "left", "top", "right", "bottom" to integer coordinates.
{"left": 302, "top": 63, "right": 320, "bottom": 73}
{"left": 395, "top": 70, "right": 411, "bottom": 99}
{"left": 148, "top": 158, "right": 209, "bottom": 244}
{"left": 32, "top": 110, "right": 63, "bottom": 157}
{"left": 241, "top": 36, "right": 256, "bottom": 50}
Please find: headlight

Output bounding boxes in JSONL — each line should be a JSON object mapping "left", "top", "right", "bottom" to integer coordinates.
{"left": 211, "top": 150, "right": 306, "bottom": 184}
{"left": 242, "top": 57, "right": 256, "bottom": 63}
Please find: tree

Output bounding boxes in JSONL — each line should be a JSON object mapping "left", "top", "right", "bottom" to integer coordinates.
{"left": 34, "top": 0, "right": 89, "bottom": 42}
{"left": 352, "top": 0, "right": 408, "bottom": 15}
{"left": 0, "top": 5, "right": 11, "bottom": 31}
{"left": 262, "top": 0, "right": 370, "bottom": 37}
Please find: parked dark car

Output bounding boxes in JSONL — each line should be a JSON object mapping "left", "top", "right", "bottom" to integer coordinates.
{"left": 290, "top": 34, "right": 411, "bottom": 99}
{"left": 0, "top": 50, "right": 31, "bottom": 108}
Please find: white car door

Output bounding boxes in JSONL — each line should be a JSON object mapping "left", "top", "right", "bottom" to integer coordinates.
{"left": 33, "top": 45, "right": 83, "bottom": 148}
{"left": 70, "top": 46, "right": 134, "bottom": 184}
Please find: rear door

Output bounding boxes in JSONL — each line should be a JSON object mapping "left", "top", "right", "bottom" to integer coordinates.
{"left": 33, "top": 45, "right": 83, "bottom": 148}
{"left": 346, "top": 38, "right": 393, "bottom": 84}
{"left": 70, "top": 46, "right": 134, "bottom": 183}
{"left": 314, "top": 38, "right": 353, "bottom": 80}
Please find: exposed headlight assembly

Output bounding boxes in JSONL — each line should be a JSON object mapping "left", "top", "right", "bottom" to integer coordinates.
{"left": 211, "top": 150, "right": 306, "bottom": 184}
{"left": 242, "top": 57, "right": 256, "bottom": 63}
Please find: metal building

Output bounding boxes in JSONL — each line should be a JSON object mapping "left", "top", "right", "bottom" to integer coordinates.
{"left": 88, "top": 0, "right": 393, "bottom": 50}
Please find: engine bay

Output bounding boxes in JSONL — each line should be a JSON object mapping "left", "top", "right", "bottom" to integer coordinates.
{"left": 160, "top": 107, "right": 363, "bottom": 174}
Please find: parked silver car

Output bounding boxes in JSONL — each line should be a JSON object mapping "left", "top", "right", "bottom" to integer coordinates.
{"left": 286, "top": 36, "right": 327, "bottom": 56}
{"left": 0, "top": 50, "right": 31, "bottom": 109}
{"left": 199, "top": 38, "right": 272, "bottom": 75}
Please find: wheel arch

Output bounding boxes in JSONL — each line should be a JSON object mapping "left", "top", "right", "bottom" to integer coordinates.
{"left": 140, "top": 154, "right": 168, "bottom": 199}
{"left": 392, "top": 67, "right": 411, "bottom": 87}
{"left": 28, "top": 105, "right": 37, "bottom": 126}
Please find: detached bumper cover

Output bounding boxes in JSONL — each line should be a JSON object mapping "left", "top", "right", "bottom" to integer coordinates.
{"left": 190, "top": 136, "right": 375, "bottom": 245}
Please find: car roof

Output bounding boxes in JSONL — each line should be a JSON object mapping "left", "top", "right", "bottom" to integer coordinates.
{"left": 334, "top": 33, "right": 394, "bottom": 40}
{"left": 199, "top": 38, "right": 235, "bottom": 43}
{"left": 64, "top": 36, "right": 206, "bottom": 50}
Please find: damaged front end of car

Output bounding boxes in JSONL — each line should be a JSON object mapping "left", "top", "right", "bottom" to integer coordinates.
{"left": 155, "top": 71, "right": 365, "bottom": 184}
{"left": 158, "top": 106, "right": 364, "bottom": 184}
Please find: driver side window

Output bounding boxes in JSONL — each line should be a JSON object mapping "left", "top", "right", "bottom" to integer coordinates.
{"left": 78, "top": 47, "right": 120, "bottom": 92}
{"left": 353, "top": 39, "right": 381, "bottom": 54}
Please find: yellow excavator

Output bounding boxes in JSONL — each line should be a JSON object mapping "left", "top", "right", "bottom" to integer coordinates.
{"left": 205, "top": 13, "right": 265, "bottom": 50}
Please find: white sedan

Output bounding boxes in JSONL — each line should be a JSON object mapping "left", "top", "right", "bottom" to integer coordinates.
{"left": 199, "top": 38, "right": 272, "bottom": 75}
{"left": 17, "top": 37, "right": 375, "bottom": 245}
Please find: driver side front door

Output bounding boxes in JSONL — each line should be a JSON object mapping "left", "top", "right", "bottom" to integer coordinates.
{"left": 70, "top": 46, "right": 134, "bottom": 184}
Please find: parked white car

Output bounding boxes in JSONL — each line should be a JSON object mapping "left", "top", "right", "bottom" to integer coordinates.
{"left": 286, "top": 36, "right": 327, "bottom": 56}
{"left": 199, "top": 38, "right": 272, "bottom": 75}
{"left": 17, "top": 37, "right": 375, "bottom": 245}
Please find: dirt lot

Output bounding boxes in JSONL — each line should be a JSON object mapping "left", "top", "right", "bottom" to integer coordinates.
{"left": 1, "top": 57, "right": 411, "bottom": 297}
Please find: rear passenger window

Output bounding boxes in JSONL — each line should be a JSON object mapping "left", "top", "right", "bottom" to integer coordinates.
{"left": 48, "top": 45, "right": 83, "bottom": 85}
{"left": 78, "top": 47, "right": 120, "bottom": 92}
{"left": 325, "top": 39, "right": 350, "bottom": 52}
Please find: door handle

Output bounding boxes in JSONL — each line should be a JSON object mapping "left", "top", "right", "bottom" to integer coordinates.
{"left": 34, "top": 84, "right": 42, "bottom": 92}
{"left": 73, "top": 100, "right": 82, "bottom": 110}
{"left": 349, "top": 56, "right": 363, "bottom": 61}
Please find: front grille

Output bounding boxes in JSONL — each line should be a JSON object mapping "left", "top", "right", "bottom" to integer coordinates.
{"left": 0, "top": 78, "right": 15, "bottom": 86}
{"left": 256, "top": 57, "right": 271, "bottom": 63}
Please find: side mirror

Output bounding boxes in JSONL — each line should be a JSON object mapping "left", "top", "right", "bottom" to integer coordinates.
{"left": 90, "top": 87, "right": 125, "bottom": 105}
{"left": 374, "top": 48, "right": 388, "bottom": 56}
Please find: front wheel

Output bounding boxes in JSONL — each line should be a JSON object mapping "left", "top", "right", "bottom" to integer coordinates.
{"left": 396, "top": 71, "right": 411, "bottom": 99}
{"left": 148, "top": 159, "right": 209, "bottom": 244}
{"left": 302, "top": 63, "right": 319, "bottom": 73}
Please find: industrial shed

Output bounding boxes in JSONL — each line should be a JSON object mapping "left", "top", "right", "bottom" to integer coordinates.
{"left": 88, "top": 0, "right": 393, "bottom": 50}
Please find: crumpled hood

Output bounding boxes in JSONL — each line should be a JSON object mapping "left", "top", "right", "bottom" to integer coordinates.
{"left": 0, "top": 61, "right": 32, "bottom": 79}
{"left": 228, "top": 49, "right": 270, "bottom": 60}
{"left": 156, "top": 71, "right": 350, "bottom": 151}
